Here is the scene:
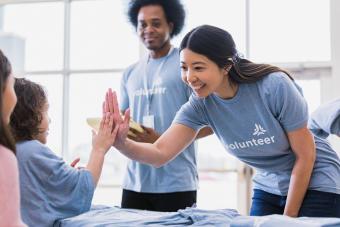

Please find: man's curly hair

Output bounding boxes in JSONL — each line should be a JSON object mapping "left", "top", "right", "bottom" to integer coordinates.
{"left": 10, "top": 78, "right": 47, "bottom": 142}
{"left": 127, "top": 0, "right": 186, "bottom": 38}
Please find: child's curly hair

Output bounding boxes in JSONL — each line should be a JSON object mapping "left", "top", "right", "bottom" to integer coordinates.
{"left": 10, "top": 78, "right": 47, "bottom": 142}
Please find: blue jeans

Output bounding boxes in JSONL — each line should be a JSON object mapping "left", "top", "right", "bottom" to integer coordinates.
{"left": 250, "top": 189, "right": 340, "bottom": 217}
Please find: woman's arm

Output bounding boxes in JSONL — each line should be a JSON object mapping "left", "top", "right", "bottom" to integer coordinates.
{"left": 106, "top": 89, "right": 197, "bottom": 168}
{"left": 284, "top": 125, "right": 316, "bottom": 217}
{"left": 119, "top": 123, "right": 197, "bottom": 168}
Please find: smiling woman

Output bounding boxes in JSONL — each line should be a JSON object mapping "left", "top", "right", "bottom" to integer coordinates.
{"left": 105, "top": 24, "right": 340, "bottom": 218}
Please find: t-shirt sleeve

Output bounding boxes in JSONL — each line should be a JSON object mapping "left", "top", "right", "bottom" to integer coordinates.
{"left": 28, "top": 145, "right": 95, "bottom": 215}
{"left": 261, "top": 72, "right": 309, "bottom": 132}
{"left": 308, "top": 99, "right": 340, "bottom": 137}
{"left": 173, "top": 94, "right": 209, "bottom": 131}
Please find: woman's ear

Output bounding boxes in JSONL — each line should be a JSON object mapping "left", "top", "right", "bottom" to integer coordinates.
{"left": 224, "top": 65, "right": 232, "bottom": 74}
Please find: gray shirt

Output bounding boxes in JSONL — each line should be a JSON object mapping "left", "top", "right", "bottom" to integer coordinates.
{"left": 174, "top": 72, "right": 340, "bottom": 196}
{"left": 120, "top": 47, "right": 198, "bottom": 193}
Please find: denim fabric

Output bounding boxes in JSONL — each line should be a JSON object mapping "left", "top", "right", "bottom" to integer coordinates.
{"left": 250, "top": 189, "right": 340, "bottom": 218}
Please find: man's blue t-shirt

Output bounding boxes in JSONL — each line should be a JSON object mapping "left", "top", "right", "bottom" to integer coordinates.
{"left": 174, "top": 72, "right": 340, "bottom": 196}
{"left": 120, "top": 47, "right": 198, "bottom": 193}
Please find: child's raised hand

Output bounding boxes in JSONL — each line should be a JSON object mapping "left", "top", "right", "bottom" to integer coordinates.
{"left": 92, "top": 112, "right": 119, "bottom": 155}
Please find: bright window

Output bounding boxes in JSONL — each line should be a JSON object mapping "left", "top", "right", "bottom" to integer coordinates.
{"left": 173, "top": 0, "right": 246, "bottom": 55}
{"left": 4, "top": 2, "right": 64, "bottom": 71}
{"left": 68, "top": 73, "right": 122, "bottom": 157}
{"left": 70, "top": 0, "right": 139, "bottom": 70}
{"left": 249, "top": 0, "right": 330, "bottom": 62}
{"left": 68, "top": 73, "right": 128, "bottom": 194}
{"left": 296, "top": 79, "right": 321, "bottom": 114}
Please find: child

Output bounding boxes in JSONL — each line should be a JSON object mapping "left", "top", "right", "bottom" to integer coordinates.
{"left": 0, "top": 50, "right": 26, "bottom": 226}
{"left": 10, "top": 78, "right": 118, "bottom": 226}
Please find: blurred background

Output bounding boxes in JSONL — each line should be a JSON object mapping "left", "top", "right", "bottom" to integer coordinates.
{"left": 1, "top": 0, "right": 339, "bottom": 215}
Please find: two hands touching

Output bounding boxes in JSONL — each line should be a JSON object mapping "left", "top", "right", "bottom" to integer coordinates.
{"left": 103, "top": 88, "right": 160, "bottom": 147}
{"left": 103, "top": 88, "right": 130, "bottom": 149}
{"left": 75, "top": 88, "right": 158, "bottom": 186}
{"left": 91, "top": 110, "right": 119, "bottom": 155}
{"left": 82, "top": 98, "right": 121, "bottom": 186}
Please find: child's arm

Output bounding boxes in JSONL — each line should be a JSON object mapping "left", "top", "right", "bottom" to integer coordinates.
{"left": 86, "top": 112, "right": 118, "bottom": 186}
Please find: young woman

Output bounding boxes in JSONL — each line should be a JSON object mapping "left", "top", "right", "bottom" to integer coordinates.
{"left": 0, "top": 50, "right": 26, "bottom": 226}
{"left": 106, "top": 25, "right": 340, "bottom": 217}
{"left": 10, "top": 78, "right": 118, "bottom": 226}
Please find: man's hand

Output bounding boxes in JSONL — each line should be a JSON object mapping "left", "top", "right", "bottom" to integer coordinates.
{"left": 128, "top": 126, "right": 160, "bottom": 143}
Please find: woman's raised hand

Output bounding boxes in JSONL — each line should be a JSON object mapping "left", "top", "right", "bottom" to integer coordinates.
{"left": 104, "top": 88, "right": 130, "bottom": 149}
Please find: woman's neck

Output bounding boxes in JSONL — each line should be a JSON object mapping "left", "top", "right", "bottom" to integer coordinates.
{"left": 214, "top": 76, "right": 238, "bottom": 99}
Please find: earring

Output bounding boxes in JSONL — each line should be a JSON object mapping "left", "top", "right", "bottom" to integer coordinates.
{"left": 224, "top": 65, "right": 232, "bottom": 72}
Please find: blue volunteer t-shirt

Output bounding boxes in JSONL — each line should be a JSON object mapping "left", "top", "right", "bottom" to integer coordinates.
{"left": 308, "top": 98, "right": 340, "bottom": 138}
{"left": 16, "top": 140, "right": 95, "bottom": 227}
{"left": 120, "top": 47, "right": 198, "bottom": 193}
{"left": 174, "top": 72, "right": 340, "bottom": 196}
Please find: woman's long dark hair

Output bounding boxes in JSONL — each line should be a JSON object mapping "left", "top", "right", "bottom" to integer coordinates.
{"left": 179, "top": 25, "right": 292, "bottom": 83}
{"left": 0, "top": 50, "right": 16, "bottom": 153}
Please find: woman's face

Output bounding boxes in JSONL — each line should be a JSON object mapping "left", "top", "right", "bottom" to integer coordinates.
{"left": 2, "top": 74, "right": 17, "bottom": 124}
{"left": 180, "top": 48, "right": 227, "bottom": 98}
{"left": 35, "top": 102, "right": 50, "bottom": 144}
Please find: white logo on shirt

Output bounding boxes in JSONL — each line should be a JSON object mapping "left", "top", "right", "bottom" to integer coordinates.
{"left": 134, "top": 87, "right": 167, "bottom": 97}
{"left": 225, "top": 123, "right": 275, "bottom": 151}
{"left": 253, "top": 124, "right": 266, "bottom": 136}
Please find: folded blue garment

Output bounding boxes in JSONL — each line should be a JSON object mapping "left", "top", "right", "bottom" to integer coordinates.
{"left": 55, "top": 206, "right": 239, "bottom": 227}
{"left": 230, "top": 214, "right": 340, "bottom": 227}
{"left": 56, "top": 205, "right": 340, "bottom": 227}
{"left": 308, "top": 99, "right": 340, "bottom": 138}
